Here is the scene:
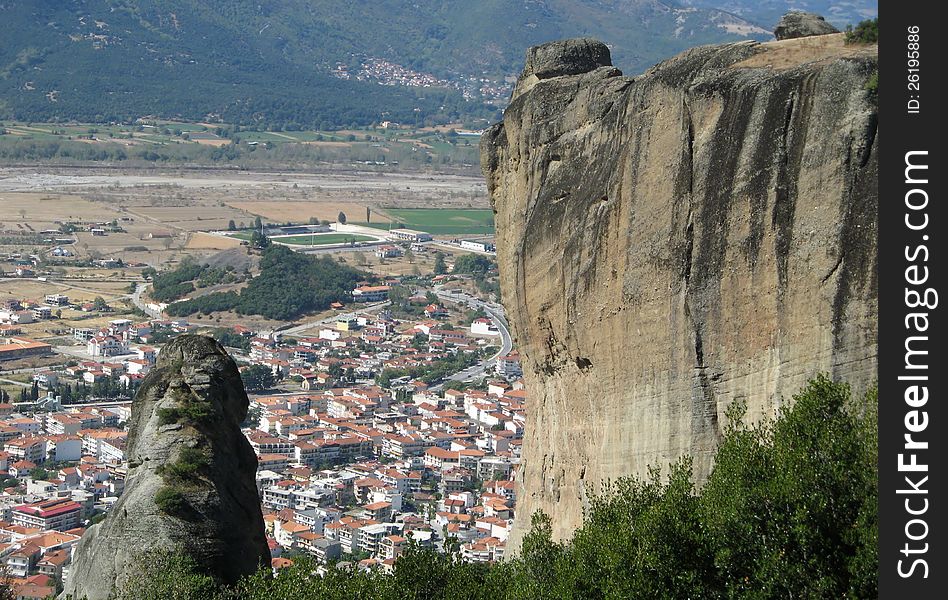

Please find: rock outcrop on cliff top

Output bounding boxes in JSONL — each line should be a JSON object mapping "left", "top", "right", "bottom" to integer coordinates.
{"left": 774, "top": 11, "right": 841, "bottom": 41}
{"left": 481, "top": 33, "right": 877, "bottom": 551}
{"left": 64, "top": 335, "right": 269, "bottom": 599}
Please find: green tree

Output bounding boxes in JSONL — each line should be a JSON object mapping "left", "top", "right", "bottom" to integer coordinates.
{"left": 228, "top": 220, "right": 237, "bottom": 231}
{"left": 452, "top": 254, "right": 494, "bottom": 276}
{"left": 29, "top": 467, "right": 50, "bottom": 481}
{"left": 240, "top": 364, "right": 275, "bottom": 391}
{"left": 249, "top": 230, "right": 271, "bottom": 249}
{"left": 433, "top": 252, "right": 447, "bottom": 275}
{"left": 845, "top": 17, "right": 879, "bottom": 44}
{"left": 338, "top": 211, "right": 347, "bottom": 224}
{"left": 114, "top": 550, "right": 220, "bottom": 600}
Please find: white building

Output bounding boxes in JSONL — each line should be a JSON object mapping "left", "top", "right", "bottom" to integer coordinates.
{"left": 470, "top": 318, "right": 499, "bottom": 336}
{"left": 496, "top": 352, "right": 522, "bottom": 379}
{"left": 389, "top": 229, "right": 432, "bottom": 242}
{"left": 352, "top": 286, "right": 390, "bottom": 303}
{"left": 459, "top": 240, "right": 495, "bottom": 253}
{"left": 87, "top": 335, "right": 128, "bottom": 357}
{"left": 44, "top": 294, "right": 70, "bottom": 306}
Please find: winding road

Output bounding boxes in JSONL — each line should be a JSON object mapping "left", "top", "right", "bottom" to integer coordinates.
{"left": 431, "top": 288, "right": 512, "bottom": 389}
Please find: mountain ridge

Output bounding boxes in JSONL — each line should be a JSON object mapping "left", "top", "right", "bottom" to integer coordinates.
{"left": 0, "top": 0, "right": 780, "bottom": 127}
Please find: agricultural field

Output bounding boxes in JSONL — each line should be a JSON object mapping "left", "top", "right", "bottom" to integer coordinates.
{"left": 128, "top": 206, "right": 250, "bottom": 232}
{"left": 0, "top": 121, "right": 210, "bottom": 146}
{"left": 0, "top": 193, "right": 117, "bottom": 229}
{"left": 358, "top": 208, "right": 495, "bottom": 235}
{"left": 1, "top": 164, "right": 490, "bottom": 279}
{"left": 0, "top": 278, "right": 131, "bottom": 305}
{"left": 225, "top": 201, "right": 391, "bottom": 225}
{"left": 185, "top": 233, "right": 244, "bottom": 250}
{"left": 0, "top": 120, "right": 483, "bottom": 173}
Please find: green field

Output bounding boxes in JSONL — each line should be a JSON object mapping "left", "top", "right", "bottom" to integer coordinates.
{"left": 229, "top": 232, "right": 377, "bottom": 246}
{"left": 359, "top": 208, "right": 494, "bottom": 235}
{"left": 276, "top": 233, "right": 377, "bottom": 246}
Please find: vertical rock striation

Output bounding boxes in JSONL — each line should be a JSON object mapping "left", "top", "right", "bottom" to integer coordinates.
{"left": 482, "top": 34, "right": 878, "bottom": 551}
{"left": 65, "top": 335, "right": 269, "bottom": 599}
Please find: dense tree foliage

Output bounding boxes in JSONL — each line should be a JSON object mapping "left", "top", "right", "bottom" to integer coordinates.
{"left": 240, "top": 365, "right": 276, "bottom": 392}
{"left": 212, "top": 329, "right": 251, "bottom": 352}
{"left": 249, "top": 231, "right": 271, "bottom": 250}
{"left": 376, "top": 349, "right": 486, "bottom": 387}
{"left": 150, "top": 260, "right": 205, "bottom": 303}
{"left": 845, "top": 17, "right": 879, "bottom": 43}
{"left": 109, "top": 375, "right": 876, "bottom": 600}
{"left": 165, "top": 246, "right": 368, "bottom": 320}
{"left": 451, "top": 254, "right": 495, "bottom": 276}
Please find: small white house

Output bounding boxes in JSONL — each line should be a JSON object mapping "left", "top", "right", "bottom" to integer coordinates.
{"left": 470, "top": 318, "right": 499, "bottom": 336}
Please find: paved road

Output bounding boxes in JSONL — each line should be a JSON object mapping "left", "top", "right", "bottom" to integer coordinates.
{"left": 131, "top": 283, "right": 163, "bottom": 319}
{"left": 0, "top": 377, "right": 30, "bottom": 388}
{"left": 431, "top": 288, "right": 512, "bottom": 390}
{"left": 277, "top": 301, "right": 391, "bottom": 336}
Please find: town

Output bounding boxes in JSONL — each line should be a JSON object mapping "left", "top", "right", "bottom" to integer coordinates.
{"left": 0, "top": 207, "right": 521, "bottom": 598}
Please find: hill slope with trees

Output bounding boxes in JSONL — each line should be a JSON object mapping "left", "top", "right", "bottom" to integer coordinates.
{"left": 0, "top": 0, "right": 777, "bottom": 127}
{"left": 164, "top": 246, "right": 368, "bottom": 321}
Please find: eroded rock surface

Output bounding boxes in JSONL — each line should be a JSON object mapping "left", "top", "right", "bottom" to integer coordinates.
{"left": 482, "top": 35, "right": 877, "bottom": 552}
{"left": 774, "top": 11, "right": 840, "bottom": 40}
{"left": 64, "top": 335, "right": 269, "bottom": 599}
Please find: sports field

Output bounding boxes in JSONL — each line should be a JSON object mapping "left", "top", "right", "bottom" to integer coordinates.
{"left": 229, "top": 232, "right": 377, "bottom": 246}
{"left": 359, "top": 208, "right": 494, "bottom": 235}
{"left": 275, "top": 233, "right": 377, "bottom": 246}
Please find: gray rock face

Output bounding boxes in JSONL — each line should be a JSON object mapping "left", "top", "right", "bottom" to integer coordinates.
{"left": 482, "top": 36, "right": 877, "bottom": 553}
{"left": 526, "top": 38, "right": 612, "bottom": 79}
{"left": 513, "top": 38, "right": 617, "bottom": 100}
{"left": 774, "top": 11, "right": 840, "bottom": 40}
{"left": 64, "top": 335, "right": 269, "bottom": 599}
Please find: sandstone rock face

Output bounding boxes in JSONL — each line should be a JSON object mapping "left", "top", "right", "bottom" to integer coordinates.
{"left": 774, "top": 11, "right": 840, "bottom": 40}
{"left": 482, "top": 36, "right": 877, "bottom": 552}
{"left": 64, "top": 335, "right": 269, "bottom": 599}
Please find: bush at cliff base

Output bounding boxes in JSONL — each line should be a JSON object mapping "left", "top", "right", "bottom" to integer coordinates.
{"left": 100, "top": 374, "right": 876, "bottom": 600}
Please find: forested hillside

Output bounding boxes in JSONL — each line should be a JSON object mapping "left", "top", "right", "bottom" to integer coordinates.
{"left": 0, "top": 0, "right": 775, "bottom": 127}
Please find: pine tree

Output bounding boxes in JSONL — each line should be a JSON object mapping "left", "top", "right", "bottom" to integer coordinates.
{"left": 433, "top": 252, "right": 447, "bottom": 275}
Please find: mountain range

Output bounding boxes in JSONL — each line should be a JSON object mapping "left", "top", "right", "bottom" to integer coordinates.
{"left": 0, "top": 1, "right": 876, "bottom": 128}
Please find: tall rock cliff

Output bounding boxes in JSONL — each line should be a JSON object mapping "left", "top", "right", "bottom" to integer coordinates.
{"left": 481, "top": 34, "right": 878, "bottom": 551}
{"left": 65, "top": 335, "right": 269, "bottom": 599}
